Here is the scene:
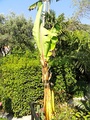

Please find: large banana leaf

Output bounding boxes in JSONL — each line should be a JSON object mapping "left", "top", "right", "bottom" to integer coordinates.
{"left": 33, "top": 4, "right": 43, "bottom": 54}
{"left": 33, "top": 3, "right": 58, "bottom": 61}
{"left": 40, "top": 24, "right": 58, "bottom": 60}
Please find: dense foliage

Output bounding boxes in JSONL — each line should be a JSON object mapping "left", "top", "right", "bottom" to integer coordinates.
{"left": 0, "top": 13, "right": 34, "bottom": 53}
{"left": 0, "top": 12, "right": 90, "bottom": 118}
{"left": 0, "top": 51, "right": 43, "bottom": 117}
{"left": 48, "top": 14, "right": 90, "bottom": 101}
{"left": 0, "top": 52, "right": 43, "bottom": 116}
{"left": 0, "top": 13, "right": 43, "bottom": 117}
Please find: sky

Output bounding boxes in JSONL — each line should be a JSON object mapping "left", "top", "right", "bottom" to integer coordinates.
{"left": 0, "top": 0, "right": 90, "bottom": 25}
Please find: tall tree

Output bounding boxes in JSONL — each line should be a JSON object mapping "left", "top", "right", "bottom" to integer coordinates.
{"left": 72, "top": 0, "right": 90, "bottom": 19}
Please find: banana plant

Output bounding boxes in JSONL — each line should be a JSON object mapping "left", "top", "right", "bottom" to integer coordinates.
{"left": 29, "top": 1, "right": 59, "bottom": 120}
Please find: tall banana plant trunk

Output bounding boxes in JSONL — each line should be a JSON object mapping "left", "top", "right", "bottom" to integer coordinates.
{"left": 41, "top": 55, "right": 54, "bottom": 120}
{"left": 29, "top": 1, "right": 58, "bottom": 120}
{"left": 42, "top": 1, "right": 54, "bottom": 119}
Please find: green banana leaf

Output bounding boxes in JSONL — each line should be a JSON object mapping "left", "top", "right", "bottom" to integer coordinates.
{"left": 40, "top": 24, "right": 58, "bottom": 60}
{"left": 33, "top": 3, "right": 58, "bottom": 61}
{"left": 33, "top": 4, "right": 43, "bottom": 54}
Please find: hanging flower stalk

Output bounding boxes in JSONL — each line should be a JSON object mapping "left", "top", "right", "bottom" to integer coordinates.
{"left": 29, "top": 2, "right": 58, "bottom": 120}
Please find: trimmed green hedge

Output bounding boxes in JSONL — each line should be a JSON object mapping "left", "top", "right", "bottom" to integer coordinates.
{"left": 0, "top": 51, "right": 43, "bottom": 117}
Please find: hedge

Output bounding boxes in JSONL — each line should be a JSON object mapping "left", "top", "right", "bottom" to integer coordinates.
{"left": 0, "top": 51, "right": 43, "bottom": 117}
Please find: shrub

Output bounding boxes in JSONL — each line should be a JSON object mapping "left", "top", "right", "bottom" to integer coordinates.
{"left": 0, "top": 51, "right": 43, "bottom": 117}
{"left": 54, "top": 102, "right": 90, "bottom": 120}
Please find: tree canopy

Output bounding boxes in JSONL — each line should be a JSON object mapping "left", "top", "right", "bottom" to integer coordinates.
{"left": 0, "top": 13, "right": 34, "bottom": 54}
{"left": 72, "top": 0, "right": 90, "bottom": 19}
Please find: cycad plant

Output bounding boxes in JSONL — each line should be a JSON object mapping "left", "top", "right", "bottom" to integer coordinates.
{"left": 29, "top": 1, "right": 59, "bottom": 120}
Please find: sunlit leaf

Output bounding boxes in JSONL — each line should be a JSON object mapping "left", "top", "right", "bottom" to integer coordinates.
{"left": 33, "top": 3, "right": 43, "bottom": 54}
{"left": 32, "top": 2, "right": 58, "bottom": 61}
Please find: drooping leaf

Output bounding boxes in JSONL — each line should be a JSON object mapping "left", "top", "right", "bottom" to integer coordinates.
{"left": 28, "top": 0, "right": 42, "bottom": 11}
{"left": 46, "top": 36, "right": 58, "bottom": 59}
{"left": 28, "top": 2, "right": 37, "bottom": 11}
{"left": 40, "top": 24, "right": 58, "bottom": 60}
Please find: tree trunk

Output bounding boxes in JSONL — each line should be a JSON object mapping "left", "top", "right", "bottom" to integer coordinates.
{"left": 41, "top": 56, "right": 54, "bottom": 120}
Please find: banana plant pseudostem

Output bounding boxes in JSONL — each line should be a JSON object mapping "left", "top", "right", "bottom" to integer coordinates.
{"left": 29, "top": 1, "right": 59, "bottom": 120}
